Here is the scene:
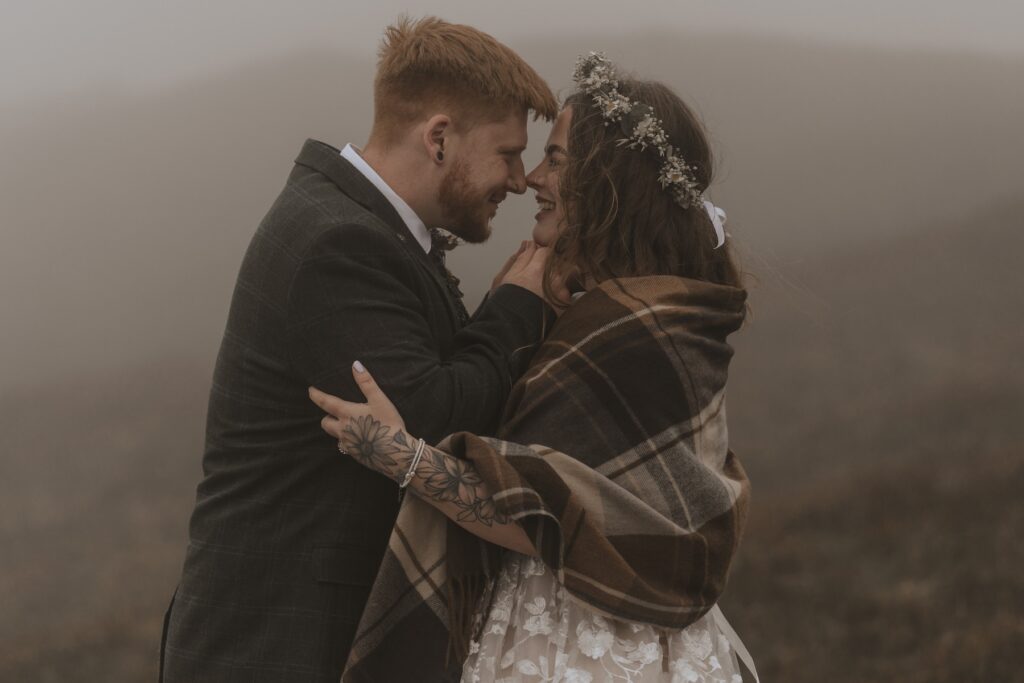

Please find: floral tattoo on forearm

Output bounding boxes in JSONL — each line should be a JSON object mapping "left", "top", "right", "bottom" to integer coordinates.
{"left": 416, "top": 445, "right": 509, "bottom": 526}
{"left": 338, "top": 416, "right": 508, "bottom": 527}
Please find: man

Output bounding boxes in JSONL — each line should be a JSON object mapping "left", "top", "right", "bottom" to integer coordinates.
{"left": 160, "top": 17, "right": 558, "bottom": 682}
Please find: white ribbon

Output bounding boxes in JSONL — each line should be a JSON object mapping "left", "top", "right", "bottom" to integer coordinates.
{"left": 702, "top": 199, "right": 727, "bottom": 249}
{"left": 709, "top": 604, "right": 760, "bottom": 683}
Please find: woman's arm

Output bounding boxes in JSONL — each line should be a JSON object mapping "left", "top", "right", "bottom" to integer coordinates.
{"left": 309, "top": 363, "right": 538, "bottom": 557}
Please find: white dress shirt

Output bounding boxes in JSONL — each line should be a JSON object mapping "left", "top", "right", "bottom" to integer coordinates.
{"left": 340, "top": 144, "right": 432, "bottom": 255}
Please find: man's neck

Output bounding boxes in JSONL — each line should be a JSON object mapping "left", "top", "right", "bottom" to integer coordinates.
{"left": 360, "top": 143, "right": 439, "bottom": 228}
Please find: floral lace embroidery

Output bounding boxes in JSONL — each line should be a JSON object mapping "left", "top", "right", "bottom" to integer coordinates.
{"left": 461, "top": 554, "right": 741, "bottom": 683}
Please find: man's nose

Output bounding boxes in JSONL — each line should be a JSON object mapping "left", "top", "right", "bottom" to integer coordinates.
{"left": 507, "top": 159, "right": 527, "bottom": 194}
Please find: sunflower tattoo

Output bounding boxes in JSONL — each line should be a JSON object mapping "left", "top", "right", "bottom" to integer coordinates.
{"left": 339, "top": 415, "right": 401, "bottom": 473}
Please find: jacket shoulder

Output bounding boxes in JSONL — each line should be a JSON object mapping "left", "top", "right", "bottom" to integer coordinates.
{"left": 257, "top": 166, "right": 402, "bottom": 262}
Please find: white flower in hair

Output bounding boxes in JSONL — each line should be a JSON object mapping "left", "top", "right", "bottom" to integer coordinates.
{"left": 660, "top": 163, "right": 687, "bottom": 188}
{"left": 600, "top": 96, "right": 630, "bottom": 120}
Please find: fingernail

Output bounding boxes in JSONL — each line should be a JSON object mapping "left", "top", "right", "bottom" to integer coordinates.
{"left": 353, "top": 360, "right": 366, "bottom": 373}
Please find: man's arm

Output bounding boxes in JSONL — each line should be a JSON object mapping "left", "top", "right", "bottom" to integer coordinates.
{"left": 287, "top": 224, "right": 553, "bottom": 443}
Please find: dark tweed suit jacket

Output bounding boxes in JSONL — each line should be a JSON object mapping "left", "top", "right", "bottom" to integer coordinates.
{"left": 160, "top": 139, "right": 553, "bottom": 682}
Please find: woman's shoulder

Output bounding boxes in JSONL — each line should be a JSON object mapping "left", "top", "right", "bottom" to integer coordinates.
{"left": 562, "top": 275, "right": 746, "bottom": 327}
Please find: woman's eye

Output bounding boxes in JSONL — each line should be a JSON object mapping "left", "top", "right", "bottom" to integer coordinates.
{"left": 547, "top": 157, "right": 561, "bottom": 168}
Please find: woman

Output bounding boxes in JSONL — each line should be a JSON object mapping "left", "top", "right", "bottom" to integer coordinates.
{"left": 310, "top": 54, "right": 755, "bottom": 683}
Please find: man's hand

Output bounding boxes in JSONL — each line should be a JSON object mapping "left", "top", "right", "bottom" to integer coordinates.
{"left": 490, "top": 241, "right": 530, "bottom": 292}
{"left": 496, "top": 241, "right": 571, "bottom": 310}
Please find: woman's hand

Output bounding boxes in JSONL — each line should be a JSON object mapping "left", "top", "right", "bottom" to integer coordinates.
{"left": 311, "top": 362, "right": 539, "bottom": 556}
{"left": 309, "top": 361, "right": 414, "bottom": 482}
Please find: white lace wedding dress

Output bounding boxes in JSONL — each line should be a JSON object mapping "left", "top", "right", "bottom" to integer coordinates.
{"left": 461, "top": 553, "right": 749, "bottom": 683}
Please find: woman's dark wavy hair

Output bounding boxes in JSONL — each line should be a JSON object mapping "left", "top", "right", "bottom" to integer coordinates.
{"left": 544, "top": 77, "right": 743, "bottom": 302}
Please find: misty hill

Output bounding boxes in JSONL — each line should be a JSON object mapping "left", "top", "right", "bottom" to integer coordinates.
{"left": 723, "top": 434, "right": 1023, "bottom": 682}
{"left": 1, "top": 195, "right": 1022, "bottom": 680}
{"left": 718, "top": 199, "right": 1024, "bottom": 679}
{"left": 728, "top": 197, "right": 1024, "bottom": 488}
{"left": 0, "top": 357, "right": 209, "bottom": 678}
{"left": 1, "top": 32, "right": 1022, "bottom": 392}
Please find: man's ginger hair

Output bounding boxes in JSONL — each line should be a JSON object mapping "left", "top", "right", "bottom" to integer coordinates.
{"left": 371, "top": 17, "right": 558, "bottom": 144}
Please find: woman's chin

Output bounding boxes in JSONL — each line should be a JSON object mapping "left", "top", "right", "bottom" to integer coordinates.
{"left": 532, "top": 221, "right": 557, "bottom": 247}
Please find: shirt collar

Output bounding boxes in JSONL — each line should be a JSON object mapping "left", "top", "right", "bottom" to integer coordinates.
{"left": 340, "top": 144, "right": 432, "bottom": 254}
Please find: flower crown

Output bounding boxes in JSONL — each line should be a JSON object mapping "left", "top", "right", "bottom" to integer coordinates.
{"left": 572, "top": 52, "right": 704, "bottom": 210}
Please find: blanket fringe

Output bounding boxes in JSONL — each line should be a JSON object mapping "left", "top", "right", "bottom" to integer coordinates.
{"left": 445, "top": 572, "right": 487, "bottom": 667}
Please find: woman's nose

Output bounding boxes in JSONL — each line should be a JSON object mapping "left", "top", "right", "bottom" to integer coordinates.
{"left": 525, "top": 161, "right": 545, "bottom": 191}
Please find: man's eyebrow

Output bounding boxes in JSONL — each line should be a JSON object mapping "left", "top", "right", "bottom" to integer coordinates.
{"left": 545, "top": 144, "right": 568, "bottom": 156}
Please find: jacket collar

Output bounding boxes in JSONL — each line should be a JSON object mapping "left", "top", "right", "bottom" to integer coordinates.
{"left": 293, "top": 139, "right": 422, "bottom": 249}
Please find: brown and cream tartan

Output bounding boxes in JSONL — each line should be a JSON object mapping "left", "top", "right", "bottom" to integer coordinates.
{"left": 342, "top": 275, "right": 750, "bottom": 682}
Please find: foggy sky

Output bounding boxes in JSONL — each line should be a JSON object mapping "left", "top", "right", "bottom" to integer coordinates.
{"left": 3, "top": 0, "right": 1024, "bottom": 103}
{"left": 2, "top": 4, "right": 1023, "bottom": 392}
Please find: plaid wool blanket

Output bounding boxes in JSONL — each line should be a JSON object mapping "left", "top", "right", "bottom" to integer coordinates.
{"left": 342, "top": 276, "right": 750, "bottom": 682}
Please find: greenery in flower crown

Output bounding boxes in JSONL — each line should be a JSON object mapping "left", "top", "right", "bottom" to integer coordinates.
{"left": 572, "top": 52, "right": 704, "bottom": 209}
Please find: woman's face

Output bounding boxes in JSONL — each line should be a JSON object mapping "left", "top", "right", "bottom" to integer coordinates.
{"left": 525, "top": 106, "right": 572, "bottom": 247}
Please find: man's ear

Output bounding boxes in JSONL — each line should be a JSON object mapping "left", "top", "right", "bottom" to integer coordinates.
{"left": 423, "top": 114, "right": 450, "bottom": 164}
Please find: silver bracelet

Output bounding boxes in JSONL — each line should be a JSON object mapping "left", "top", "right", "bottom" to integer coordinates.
{"left": 399, "top": 438, "right": 427, "bottom": 490}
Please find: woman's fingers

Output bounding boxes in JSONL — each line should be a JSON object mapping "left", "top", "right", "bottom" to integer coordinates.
{"left": 308, "top": 367, "right": 386, "bottom": 416}
{"left": 309, "top": 363, "right": 404, "bottom": 445}
{"left": 308, "top": 386, "right": 352, "bottom": 418}
{"left": 351, "top": 361, "right": 405, "bottom": 425}
{"left": 351, "top": 360, "right": 386, "bottom": 404}
{"left": 320, "top": 415, "right": 342, "bottom": 439}
{"left": 308, "top": 386, "right": 372, "bottom": 432}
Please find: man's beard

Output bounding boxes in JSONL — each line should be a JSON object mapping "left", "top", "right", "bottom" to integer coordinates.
{"left": 438, "top": 159, "right": 492, "bottom": 244}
